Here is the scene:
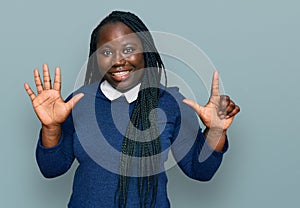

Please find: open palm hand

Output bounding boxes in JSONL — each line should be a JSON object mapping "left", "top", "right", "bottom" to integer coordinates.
{"left": 24, "top": 64, "right": 83, "bottom": 128}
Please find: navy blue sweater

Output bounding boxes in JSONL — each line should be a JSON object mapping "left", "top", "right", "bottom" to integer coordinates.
{"left": 36, "top": 82, "right": 228, "bottom": 207}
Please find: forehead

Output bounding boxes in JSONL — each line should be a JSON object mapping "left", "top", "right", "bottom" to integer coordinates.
{"left": 96, "top": 22, "right": 142, "bottom": 48}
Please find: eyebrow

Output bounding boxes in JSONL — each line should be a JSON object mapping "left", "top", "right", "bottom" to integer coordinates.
{"left": 98, "top": 44, "right": 111, "bottom": 49}
{"left": 122, "top": 42, "right": 139, "bottom": 47}
{"left": 98, "top": 42, "right": 140, "bottom": 49}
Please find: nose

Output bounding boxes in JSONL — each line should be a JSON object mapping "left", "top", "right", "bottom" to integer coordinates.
{"left": 112, "top": 51, "right": 126, "bottom": 67}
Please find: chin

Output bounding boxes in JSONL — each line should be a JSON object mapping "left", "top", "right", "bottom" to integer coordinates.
{"left": 115, "top": 84, "right": 136, "bottom": 92}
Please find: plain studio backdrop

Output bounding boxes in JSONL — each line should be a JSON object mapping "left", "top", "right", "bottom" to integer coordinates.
{"left": 1, "top": 0, "right": 299, "bottom": 207}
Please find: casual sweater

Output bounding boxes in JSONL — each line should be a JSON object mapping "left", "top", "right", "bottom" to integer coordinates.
{"left": 36, "top": 82, "right": 228, "bottom": 208}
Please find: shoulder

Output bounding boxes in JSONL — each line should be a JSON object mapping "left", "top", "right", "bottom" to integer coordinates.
{"left": 159, "top": 86, "right": 185, "bottom": 105}
{"left": 158, "top": 86, "right": 187, "bottom": 116}
{"left": 159, "top": 85, "right": 199, "bottom": 123}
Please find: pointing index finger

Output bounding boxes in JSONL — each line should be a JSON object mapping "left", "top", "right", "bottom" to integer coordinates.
{"left": 211, "top": 70, "right": 220, "bottom": 97}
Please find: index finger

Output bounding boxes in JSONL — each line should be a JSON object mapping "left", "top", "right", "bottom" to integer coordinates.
{"left": 210, "top": 70, "right": 220, "bottom": 97}
{"left": 34, "top": 68, "right": 43, "bottom": 94}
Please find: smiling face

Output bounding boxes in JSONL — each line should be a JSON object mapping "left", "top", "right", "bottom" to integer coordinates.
{"left": 96, "top": 22, "right": 145, "bottom": 92}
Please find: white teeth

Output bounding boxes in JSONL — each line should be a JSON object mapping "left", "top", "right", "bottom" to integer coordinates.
{"left": 112, "top": 71, "right": 129, "bottom": 76}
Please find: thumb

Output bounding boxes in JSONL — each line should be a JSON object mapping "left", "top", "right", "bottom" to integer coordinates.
{"left": 66, "top": 93, "right": 84, "bottom": 110}
{"left": 182, "top": 98, "right": 204, "bottom": 115}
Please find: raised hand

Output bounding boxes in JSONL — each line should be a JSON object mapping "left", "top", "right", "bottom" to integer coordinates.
{"left": 183, "top": 71, "right": 240, "bottom": 151}
{"left": 24, "top": 64, "right": 84, "bottom": 147}
{"left": 183, "top": 71, "right": 240, "bottom": 131}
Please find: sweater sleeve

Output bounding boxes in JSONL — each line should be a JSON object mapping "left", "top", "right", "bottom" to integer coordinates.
{"left": 169, "top": 88, "right": 228, "bottom": 181}
{"left": 35, "top": 108, "right": 75, "bottom": 178}
{"left": 173, "top": 126, "right": 228, "bottom": 181}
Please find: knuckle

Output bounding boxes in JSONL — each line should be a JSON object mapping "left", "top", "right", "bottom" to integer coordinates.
{"left": 224, "top": 95, "right": 230, "bottom": 101}
{"left": 220, "top": 95, "right": 230, "bottom": 102}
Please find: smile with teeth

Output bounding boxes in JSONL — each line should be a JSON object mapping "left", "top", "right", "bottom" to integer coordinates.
{"left": 110, "top": 70, "right": 131, "bottom": 81}
{"left": 112, "top": 71, "right": 130, "bottom": 76}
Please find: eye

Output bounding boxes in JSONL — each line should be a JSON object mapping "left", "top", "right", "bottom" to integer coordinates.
{"left": 103, "top": 49, "right": 113, "bottom": 56}
{"left": 123, "top": 47, "right": 135, "bottom": 55}
{"left": 103, "top": 50, "right": 112, "bottom": 56}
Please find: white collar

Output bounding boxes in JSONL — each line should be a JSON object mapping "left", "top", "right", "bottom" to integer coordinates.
{"left": 100, "top": 80, "right": 140, "bottom": 103}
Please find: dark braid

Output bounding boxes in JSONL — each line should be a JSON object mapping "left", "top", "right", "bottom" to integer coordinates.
{"left": 84, "top": 11, "right": 167, "bottom": 208}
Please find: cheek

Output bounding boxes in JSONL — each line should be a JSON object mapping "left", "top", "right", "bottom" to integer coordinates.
{"left": 97, "top": 56, "right": 111, "bottom": 73}
{"left": 128, "top": 54, "right": 144, "bottom": 68}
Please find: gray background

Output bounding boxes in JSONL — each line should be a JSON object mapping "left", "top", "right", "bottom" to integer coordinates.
{"left": 1, "top": 0, "right": 299, "bottom": 207}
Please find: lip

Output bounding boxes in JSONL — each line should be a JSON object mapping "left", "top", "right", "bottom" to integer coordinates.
{"left": 108, "top": 68, "right": 133, "bottom": 82}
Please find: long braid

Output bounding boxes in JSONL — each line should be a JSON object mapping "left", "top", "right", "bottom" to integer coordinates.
{"left": 84, "top": 11, "right": 167, "bottom": 208}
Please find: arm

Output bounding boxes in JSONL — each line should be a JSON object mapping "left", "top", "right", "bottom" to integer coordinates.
{"left": 36, "top": 113, "right": 75, "bottom": 178}
{"left": 171, "top": 71, "right": 239, "bottom": 181}
{"left": 24, "top": 64, "right": 83, "bottom": 178}
{"left": 171, "top": 99, "right": 228, "bottom": 181}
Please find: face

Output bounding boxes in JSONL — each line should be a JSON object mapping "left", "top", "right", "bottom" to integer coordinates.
{"left": 96, "top": 22, "right": 145, "bottom": 92}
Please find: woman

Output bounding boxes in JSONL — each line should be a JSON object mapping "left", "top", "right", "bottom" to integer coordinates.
{"left": 24, "top": 11, "right": 240, "bottom": 208}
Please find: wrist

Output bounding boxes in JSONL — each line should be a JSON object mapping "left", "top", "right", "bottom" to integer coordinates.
{"left": 41, "top": 124, "right": 62, "bottom": 147}
{"left": 42, "top": 123, "right": 61, "bottom": 130}
{"left": 204, "top": 127, "right": 227, "bottom": 152}
{"left": 204, "top": 127, "right": 226, "bottom": 136}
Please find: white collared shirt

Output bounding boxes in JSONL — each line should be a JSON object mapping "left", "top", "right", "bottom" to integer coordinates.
{"left": 100, "top": 80, "right": 141, "bottom": 103}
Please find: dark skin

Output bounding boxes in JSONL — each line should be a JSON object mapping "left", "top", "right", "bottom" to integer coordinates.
{"left": 183, "top": 71, "right": 240, "bottom": 151}
{"left": 24, "top": 65, "right": 84, "bottom": 147}
{"left": 24, "top": 21, "right": 240, "bottom": 151}
{"left": 96, "top": 22, "right": 145, "bottom": 92}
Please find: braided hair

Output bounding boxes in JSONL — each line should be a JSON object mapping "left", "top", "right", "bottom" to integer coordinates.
{"left": 84, "top": 11, "right": 167, "bottom": 208}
